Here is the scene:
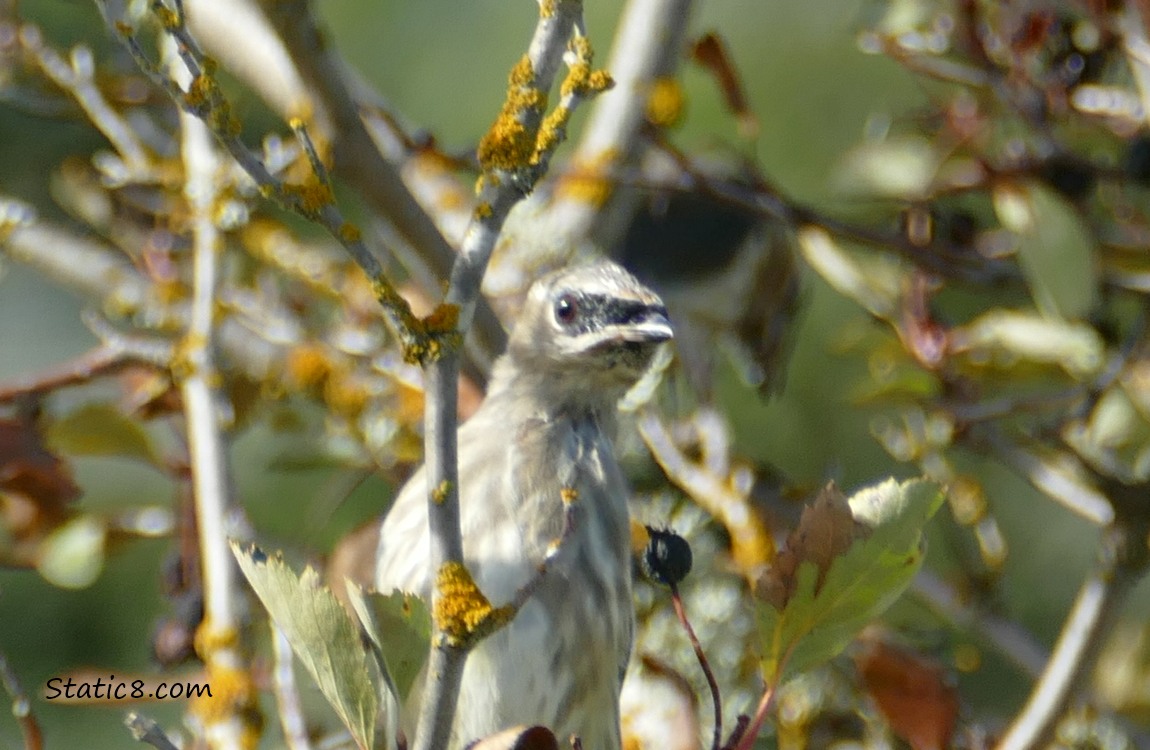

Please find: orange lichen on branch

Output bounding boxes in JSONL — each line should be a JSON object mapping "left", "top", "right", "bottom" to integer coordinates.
{"left": 560, "top": 486, "right": 578, "bottom": 504}
{"left": 188, "top": 662, "right": 262, "bottom": 750}
{"left": 170, "top": 333, "right": 209, "bottom": 382}
{"left": 433, "top": 561, "right": 513, "bottom": 648}
{"left": 477, "top": 56, "right": 547, "bottom": 172}
{"left": 337, "top": 221, "right": 361, "bottom": 243}
{"left": 646, "top": 77, "right": 685, "bottom": 128}
{"left": 560, "top": 37, "right": 613, "bottom": 99}
{"left": 555, "top": 149, "right": 619, "bottom": 207}
{"left": 423, "top": 303, "right": 460, "bottom": 334}
{"left": 154, "top": 4, "right": 180, "bottom": 30}
{"left": 284, "top": 344, "right": 333, "bottom": 391}
{"left": 281, "top": 179, "right": 334, "bottom": 218}
{"left": 323, "top": 374, "right": 369, "bottom": 419}
{"left": 431, "top": 479, "right": 452, "bottom": 504}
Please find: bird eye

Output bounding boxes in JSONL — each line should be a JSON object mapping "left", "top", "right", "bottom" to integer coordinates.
{"left": 554, "top": 293, "right": 579, "bottom": 325}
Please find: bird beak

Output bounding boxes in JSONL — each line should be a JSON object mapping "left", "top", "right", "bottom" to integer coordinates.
{"left": 621, "top": 306, "right": 674, "bottom": 343}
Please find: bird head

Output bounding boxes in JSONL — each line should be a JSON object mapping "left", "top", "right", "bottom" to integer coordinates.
{"left": 505, "top": 261, "right": 674, "bottom": 403}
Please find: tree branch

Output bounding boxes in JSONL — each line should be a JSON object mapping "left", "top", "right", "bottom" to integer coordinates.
{"left": 995, "top": 497, "right": 1150, "bottom": 750}
{"left": 413, "top": 3, "right": 596, "bottom": 748}
{"left": 171, "top": 35, "right": 256, "bottom": 748}
{"left": 0, "top": 650, "right": 42, "bottom": 750}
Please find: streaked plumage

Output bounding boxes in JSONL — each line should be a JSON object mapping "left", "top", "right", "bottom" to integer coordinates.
{"left": 374, "top": 261, "right": 673, "bottom": 749}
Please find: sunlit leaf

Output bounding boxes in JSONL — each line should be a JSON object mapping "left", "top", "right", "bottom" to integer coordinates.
{"left": 754, "top": 478, "right": 943, "bottom": 682}
{"left": 46, "top": 403, "right": 159, "bottom": 465}
{"left": 36, "top": 514, "right": 105, "bottom": 589}
{"left": 345, "top": 584, "right": 431, "bottom": 703}
{"left": 837, "top": 136, "right": 939, "bottom": 199}
{"left": 993, "top": 182, "right": 1099, "bottom": 320}
{"left": 955, "top": 310, "right": 1104, "bottom": 378}
{"left": 799, "top": 226, "right": 904, "bottom": 318}
{"left": 231, "top": 542, "right": 379, "bottom": 750}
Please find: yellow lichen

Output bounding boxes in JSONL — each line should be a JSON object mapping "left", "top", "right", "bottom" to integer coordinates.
{"left": 539, "top": 0, "right": 557, "bottom": 18}
{"left": 423, "top": 303, "right": 460, "bottom": 334}
{"left": 473, "top": 201, "right": 493, "bottom": 219}
{"left": 477, "top": 57, "right": 548, "bottom": 172}
{"left": 324, "top": 374, "right": 369, "bottom": 418}
{"left": 533, "top": 105, "right": 572, "bottom": 164}
{"left": 431, "top": 480, "right": 452, "bottom": 504}
{"left": 188, "top": 662, "right": 263, "bottom": 750}
{"left": 646, "top": 76, "right": 685, "bottom": 128}
{"left": 338, "top": 222, "right": 362, "bottom": 243}
{"left": 560, "top": 37, "right": 613, "bottom": 99}
{"left": 154, "top": 5, "right": 180, "bottom": 30}
{"left": 194, "top": 621, "right": 240, "bottom": 659}
{"left": 555, "top": 149, "right": 619, "bottom": 207}
{"left": 560, "top": 486, "right": 579, "bottom": 504}
{"left": 434, "top": 561, "right": 513, "bottom": 647}
{"left": 170, "top": 333, "right": 207, "bottom": 381}
{"left": 282, "top": 179, "right": 334, "bottom": 217}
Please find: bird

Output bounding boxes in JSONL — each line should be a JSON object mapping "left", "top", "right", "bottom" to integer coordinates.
{"left": 374, "top": 260, "right": 674, "bottom": 750}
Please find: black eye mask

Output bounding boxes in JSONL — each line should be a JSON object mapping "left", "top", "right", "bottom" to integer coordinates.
{"left": 555, "top": 292, "right": 668, "bottom": 336}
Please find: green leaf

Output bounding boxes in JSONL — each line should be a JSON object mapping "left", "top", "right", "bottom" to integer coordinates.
{"left": 345, "top": 585, "right": 431, "bottom": 703}
{"left": 957, "top": 309, "right": 1104, "bottom": 378}
{"left": 798, "top": 226, "right": 905, "bottom": 319}
{"left": 231, "top": 542, "right": 380, "bottom": 750}
{"left": 46, "top": 403, "right": 159, "bottom": 465}
{"left": 993, "top": 182, "right": 1099, "bottom": 320}
{"left": 754, "top": 478, "right": 943, "bottom": 682}
{"left": 36, "top": 514, "right": 106, "bottom": 589}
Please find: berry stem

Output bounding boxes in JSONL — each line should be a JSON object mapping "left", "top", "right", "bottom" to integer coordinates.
{"left": 670, "top": 583, "right": 722, "bottom": 750}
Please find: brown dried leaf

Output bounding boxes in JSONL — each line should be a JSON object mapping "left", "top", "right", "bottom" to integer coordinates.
{"left": 0, "top": 416, "right": 81, "bottom": 509}
{"left": 755, "top": 482, "right": 869, "bottom": 610}
{"left": 855, "top": 632, "right": 959, "bottom": 750}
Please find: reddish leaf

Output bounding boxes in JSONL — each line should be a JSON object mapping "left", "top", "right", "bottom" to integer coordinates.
{"left": 0, "top": 416, "right": 81, "bottom": 508}
{"left": 855, "top": 633, "right": 959, "bottom": 750}
{"left": 0, "top": 414, "right": 81, "bottom": 568}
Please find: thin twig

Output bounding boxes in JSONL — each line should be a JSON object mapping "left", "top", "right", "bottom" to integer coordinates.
{"left": 1120, "top": 0, "right": 1150, "bottom": 129}
{"left": 19, "top": 24, "right": 151, "bottom": 177}
{"left": 0, "top": 344, "right": 129, "bottom": 404}
{"left": 260, "top": 0, "right": 507, "bottom": 382}
{"left": 995, "top": 509, "right": 1150, "bottom": 750}
{"left": 99, "top": 0, "right": 425, "bottom": 358}
{"left": 0, "top": 215, "right": 283, "bottom": 380}
{"left": 982, "top": 429, "right": 1114, "bottom": 527}
{"left": 125, "top": 712, "right": 181, "bottom": 750}
{"left": 730, "top": 678, "right": 780, "bottom": 750}
{"left": 669, "top": 584, "right": 722, "bottom": 750}
{"left": 0, "top": 650, "right": 42, "bottom": 750}
{"left": 553, "top": 0, "right": 695, "bottom": 246}
{"left": 911, "top": 568, "right": 1048, "bottom": 679}
{"left": 171, "top": 33, "right": 255, "bottom": 747}
{"left": 271, "top": 625, "right": 313, "bottom": 750}
{"left": 413, "top": 3, "right": 595, "bottom": 748}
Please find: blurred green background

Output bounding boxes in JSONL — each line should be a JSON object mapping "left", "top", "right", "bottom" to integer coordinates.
{"left": 1, "top": 0, "right": 1144, "bottom": 746}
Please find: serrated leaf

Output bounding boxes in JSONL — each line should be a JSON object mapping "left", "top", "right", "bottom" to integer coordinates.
{"left": 993, "top": 182, "right": 1099, "bottom": 320}
{"left": 46, "top": 403, "right": 158, "bottom": 465}
{"left": 231, "top": 542, "right": 379, "bottom": 750}
{"left": 345, "top": 585, "right": 431, "bottom": 702}
{"left": 754, "top": 479, "right": 943, "bottom": 682}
